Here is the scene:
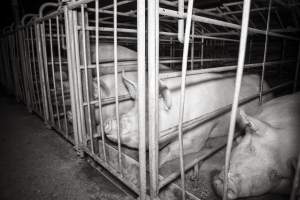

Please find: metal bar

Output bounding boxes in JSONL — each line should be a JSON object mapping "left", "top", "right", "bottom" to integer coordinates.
{"left": 17, "top": 29, "right": 32, "bottom": 111}
{"left": 40, "top": 20, "right": 54, "bottom": 125}
{"left": 148, "top": 0, "right": 159, "bottom": 197}
{"left": 76, "top": 26, "right": 239, "bottom": 42}
{"left": 82, "top": 94, "right": 131, "bottom": 107}
{"left": 99, "top": 0, "right": 134, "bottom": 10}
{"left": 159, "top": 8, "right": 300, "bottom": 41}
{"left": 113, "top": 0, "right": 123, "bottom": 175}
{"left": 81, "top": 5, "right": 95, "bottom": 154}
{"left": 137, "top": 0, "right": 146, "bottom": 198}
{"left": 25, "top": 28, "right": 36, "bottom": 112}
{"left": 49, "top": 18, "right": 62, "bottom": 129}
{"left": 201, "top": 30, "right": 204, "bottom": 68}
{"left": 160, "top": 60, "right": 296, "bottom": 79}
{"left": 27, "top": 27, "right": 38, "bottom": 111}
{"left": 191, "top": 21, "right": 195, "bottom": 70}
{"left": 69, "top": 8, "right": 83, "bottom": 146}
{"left": 178, "top": 0, "right": 184, "bottom": 43}
{"left": 35, "top": 21, "right": 50, "bottom": 127}
{"left": 177, "top": 0, "right": 195, "bottom": 198}
{"left": 95, "top": 0, "right": 107, "bottom": 163}
{"left": 259, "top": 0, "right": 273, "bottom": 103}
{"left": 223, "top": 0, "right": 252, "bottom": 199}
{"left": 74, "top": 10, "right": 88, "bottom": 146}
{"left": 56, "top": 15, "right": 69, "bottom": 134}
{"left": 30, "top": 26, "right": 43, "bottom": 114}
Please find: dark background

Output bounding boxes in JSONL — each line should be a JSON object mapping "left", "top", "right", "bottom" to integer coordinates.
{"left": 0, "top": 0, "right": 56, "bottom": 29}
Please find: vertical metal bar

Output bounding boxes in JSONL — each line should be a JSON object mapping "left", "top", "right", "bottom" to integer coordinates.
{"left": 191, "top": 21, "right": 195, "bottom": 70}
{"left": 137, "top": 0, "right": 146, "bottom": 198}
{"left": 113, "top": 0, "right": 123, "bottom": 175}
{"left": 148, "top": 0, "right": 159, "bottom": 197}
{"left": 49, "top": 18, "right": 62, "bottom": 129}
{"left": 293, "top": 43, "right": 300, "bottom": 92}
{"left": 95, "top": 0, "right": 107, "bottom": 162}
{"left": 178, "top": 0, "right": 184, "bottom": 43}
{"left": 64, "top": 6, "right": 79, "bottom": 147}
{"left": 290, "top": 152, "right": 300, "bottom": 200}
{"left": 81, "top": 4, "right": 94, "bottom": 154}
{"left": 25, "top": 27, "right": 36, "bottom": 111}
{"left": 73, "top": 10, "right": 86, "bottom": 146}
{"left": 30, "top": 26, "right": 43, "bottom": 115}
{"left": 56, "top": 15, "right": 69, "bottom": 134}
{"left": 201, "top": 30, "right": 204, "bottom": 68}
{"left": 20, "top": 29, "right": 32, "bottom": 112}
{"left": 177, "top": 0, "right": 195, "bottom": 199}
{"left": 41, "top": 20, "right": 54, "bottom": 125}
{"left": 70, "top": 9, "right": 83, "bottom": 147}
{"left": 223, "top": 0, "right": 252, "bottom": 200}
{"left": 36, "top": 22, "right": 50, "bottom": 127}
{"left": 259, "top": 0, "right": 273, "bottom": 103}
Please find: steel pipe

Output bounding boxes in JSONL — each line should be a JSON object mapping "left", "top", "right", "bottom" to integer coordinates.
{"left": 223, "top": 0, "right": 252, "bottom": 199}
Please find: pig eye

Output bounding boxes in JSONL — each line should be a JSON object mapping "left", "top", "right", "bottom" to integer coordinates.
{"left": 247, "top": 143, "right": 256, "bottom": 154}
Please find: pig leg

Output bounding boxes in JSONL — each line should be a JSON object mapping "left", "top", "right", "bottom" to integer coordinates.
{"left": 159, "top": 123, "right": 216, "bottom": 166}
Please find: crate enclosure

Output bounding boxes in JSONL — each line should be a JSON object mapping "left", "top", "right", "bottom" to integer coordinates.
{"left": 1, "top": 0, "right": 300, "bottom": 200}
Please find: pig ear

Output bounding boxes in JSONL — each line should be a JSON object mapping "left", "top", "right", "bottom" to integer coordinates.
{"left": 238, "top": 109, "right": 268, "bottom": 136}
{"left": 93, "top": 78, "right": 111, "bottom": 96}
{"left": 122, "top": 70, "right": 137, "bottom": 99}
{"left": 159, "top": 80, "right": 172, "bottom": 110}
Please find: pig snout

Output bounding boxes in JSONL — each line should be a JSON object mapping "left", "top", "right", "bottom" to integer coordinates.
{"left": 103, "top": 115, "right": 139, "bottom": 148}
{"left": 104, "top": 118, "right": 117, "bottom": 135}
{"left": 213, "top": 172, "right": 240, "bottom": 200}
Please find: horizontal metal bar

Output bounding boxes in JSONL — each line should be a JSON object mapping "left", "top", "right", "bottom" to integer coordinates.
{"left": 159, "top": 8, "right": 300, "bottom": 41}
{"left": 82, "top": 94, "right": 131, "bottom": 107}
{"left": 68, "top": 0, "right": 95, "bottom": 9}
{"left": 160, "top": 60, "right": 296, "bottom": 79}
{"left": 76, "top": 25, "right": 239, "bottom": 42}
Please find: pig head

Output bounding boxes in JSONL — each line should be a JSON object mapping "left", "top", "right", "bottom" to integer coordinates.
{"left": 213, "top": 92, "right": 300, "bottom": 199}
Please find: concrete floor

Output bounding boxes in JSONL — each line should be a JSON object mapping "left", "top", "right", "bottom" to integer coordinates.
{"left": 0, "top": 93, "right": 133, "bottom": 200}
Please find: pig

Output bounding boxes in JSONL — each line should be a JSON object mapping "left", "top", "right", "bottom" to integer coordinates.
{"left": 66, "top": 43, "right": 171, "bottom": 123}
{"left": 103, "top": 73, "right": 272, "bottom": 166}
{"left": 213, "top": 92, "right": 300, "bottom": 199}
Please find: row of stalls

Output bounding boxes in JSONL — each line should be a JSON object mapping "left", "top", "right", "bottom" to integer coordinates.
{"left": 0, "top": 0, "right": 300, "bottom": 199}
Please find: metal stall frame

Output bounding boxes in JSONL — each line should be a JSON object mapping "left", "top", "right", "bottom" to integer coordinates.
{"left": 35, "top": 2, "right": 78, "bottom": 145}
{"left": 66, "top": 1, "right": 142, "bottom": 197}
{"left": 16, "top": 15, "right": 49, "bottom": 122}
{"left": 149, "top": 0, "right": 300, "bottom": 200}
{"left": 64, "top": 0, "right": 300, "bottom": 199}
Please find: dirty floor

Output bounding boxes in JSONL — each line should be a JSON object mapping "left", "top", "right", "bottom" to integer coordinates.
{"left": 0, "top": 94, "right": 133, "bottom": 200}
